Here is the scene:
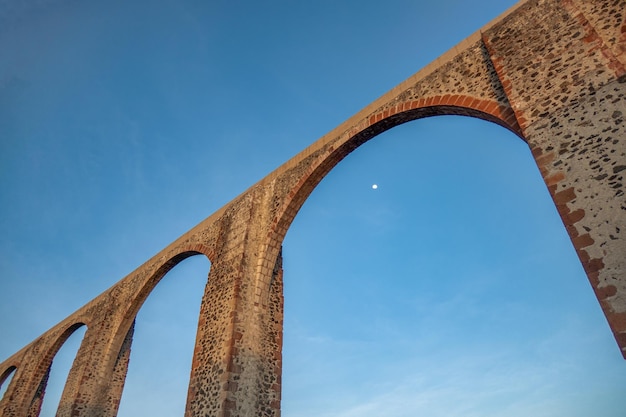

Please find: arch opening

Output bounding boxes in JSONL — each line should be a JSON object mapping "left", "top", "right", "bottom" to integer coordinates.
{"left": 0, "top": 366, "right": 17, "bottom": 401}
{"left": 37, "top": 324, "right": 87, "bottom": 417}
{"left": 116, "top": 254, "right": 210, "bottom": 417}
{"left": 280, "top": 115, "right": 626, "bottom": 416}
{"left": 272, "top": 106, "right": 522, "bottom": 249}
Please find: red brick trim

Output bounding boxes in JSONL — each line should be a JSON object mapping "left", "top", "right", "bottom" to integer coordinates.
{"left": 365, "top": 95, "right": 522, "bottom": 137}
{"left": 561, "top": 0, "right": 626, "bottom": 78}
{"left": 273, "top": 93, "right": 524, "bottom": 249}
{"left": 481, "top": 33, "right": 529, "bottom": 133}
{"left": 180, "top": 243, "right": 214, "bottom": 262}
{"left": 531, "top": 141, "right": 625, "bottom": 358}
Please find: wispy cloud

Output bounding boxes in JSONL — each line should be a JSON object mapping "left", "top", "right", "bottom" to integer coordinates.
{"left": 287, "top": 351, "right": 562, "bottom": 417}
{"left": 283, "top": 312, "right": 626, "bottom": 417}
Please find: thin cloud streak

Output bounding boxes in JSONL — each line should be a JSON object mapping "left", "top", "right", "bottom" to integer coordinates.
{"left": 286, "top": 330, "right": 592, "bottom": 417}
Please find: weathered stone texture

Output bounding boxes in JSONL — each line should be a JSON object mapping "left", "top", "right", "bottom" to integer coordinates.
{"left": 1, "top": 0, "right": 624, "bottom": 416}
{"left": 482, "top": 0, "right": 626, "bottom": 351}
{"left": 569, "top": 0, "right": 626, "bottom": 71}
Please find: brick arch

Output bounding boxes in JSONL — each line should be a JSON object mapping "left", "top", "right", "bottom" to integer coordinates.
{"left": 270, "top": 101, "right": 523, "bottom": 254}
{"left": 367, "top": 96, "right": 522, "bottom": 138}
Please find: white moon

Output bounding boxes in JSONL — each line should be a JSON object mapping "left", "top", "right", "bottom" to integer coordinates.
{"left": 372, "top": 184, "right": 378, "bottom": 189}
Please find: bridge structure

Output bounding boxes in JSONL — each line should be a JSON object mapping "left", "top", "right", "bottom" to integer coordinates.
{"left": 1, "top": 0, "right": 625, "bottom": 415}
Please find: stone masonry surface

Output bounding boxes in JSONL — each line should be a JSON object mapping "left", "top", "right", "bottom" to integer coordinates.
{"left": 0, "top": 0, "right": 624, "bottom": 416}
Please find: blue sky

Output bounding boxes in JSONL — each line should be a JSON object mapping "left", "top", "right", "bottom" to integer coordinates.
{"left": 1, "top": 0, "right": 625, "bottom": 416}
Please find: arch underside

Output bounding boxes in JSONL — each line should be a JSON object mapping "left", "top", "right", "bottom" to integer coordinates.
{"left": 272, "top": 104, "right": 523, "bottom": 246}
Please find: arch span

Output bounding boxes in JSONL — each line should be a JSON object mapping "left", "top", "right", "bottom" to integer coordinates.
{"left": 272, "top": 103, "right": 523, "bottom": 248}
{"left": 0, "top": 366, "right": 17, "bottom": 399}
{"left": 278, "top": 114, "right": 608, "bottom": 414}
{"left": 0, "top": 366, "right": 17, "bottom": 386}
{"left": 22, "top": 323, "right": 87, "bottom": 417}
{"left": 116, "top": 254, "right": 210, "bottom": 417}
{"left": 60, "top": 247, "right": 213, "bottom": 417}
{"left": 121, "top": 248, "right": 213, "bottom": 334}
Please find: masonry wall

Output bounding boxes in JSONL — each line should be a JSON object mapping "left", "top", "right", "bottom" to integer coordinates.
{"left": 483, "top": 0, "right": 626, "bottom": 352}
{"left": 0, "top": 1, "right": 624, "bottom": 416}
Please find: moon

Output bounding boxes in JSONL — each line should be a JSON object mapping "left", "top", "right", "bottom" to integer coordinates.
{"left": 372, "top": 184, "right": 378, "bottom": 189}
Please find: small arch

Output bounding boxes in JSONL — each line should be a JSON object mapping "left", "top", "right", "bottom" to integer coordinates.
{"left": 118, "top": 248, "right": 211, "bottom": 345}
{"left": 0, "top": 366, "right": 17, "bottom": 401}
{"left": 116, "top": 254, "right": 210, "bottom": 416}
{"left": 40, "top": 325, "right": 87, "bottom": 416}
{"left": 90, "top": 247, "right": 213, "bottom": 414}
{"left": 133, "top": 248, "right": 212, "bottom": 314}
{"left": 25, "top": 322, "right": 87, "bottom": 417}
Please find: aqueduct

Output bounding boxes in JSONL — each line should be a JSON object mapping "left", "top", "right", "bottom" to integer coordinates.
{"left": 1, "top": 0, "right": 625, "bottom": 415}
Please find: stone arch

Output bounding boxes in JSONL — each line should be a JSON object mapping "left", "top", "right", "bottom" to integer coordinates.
{"left": 90, "top": 245, "right": 213, "bottom": 414}
{"left": 1, "top": 2, "right": 625, "bottom": 415}
{"left": 22, "top": 322, "right": 87, "bottom": 417}
{"left": 277, "top": 114, "right": 596, "bottom": 414}
{"left": 124, "top": 247, "right": 213, "bottom": 330}
{"left": 0, "top": 366, "right": 17, "bottom": 399}
{"left": 264, "top": 102, "right": 524, "bottom": 285}
{"left": 104, "top": 245, "right": 213, "bottom": 379}
{"left": 0, "top": 366, "right": 17, "bottom": 386}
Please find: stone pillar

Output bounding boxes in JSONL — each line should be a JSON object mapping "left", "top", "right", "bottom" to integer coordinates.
{"left": 55, "top": 321, "right": 135, "bottom": 417}
{"left": 0, "top": 341, "right": 57, "bottom": 417}
{"left": 185, "top": 201, "right": 284, "bottom": 416}
{"left": 482, "top": 0, "right": 626, "bottom": 356}
{"left": 26, "top": 366, "right": 49, "bottom": 417}
{"left": 185, "top": 253, "right": 283, "bottom": 416}
{"left": 525, "top": 79, "right": 626, "bottom": 355}
{"left": 266, "top": 248, "right": 284, "bottom": 416}
{"left": 184, "top": 252, "right": 244, "bottom": 416}
{"left": 103, "top": 321, "right": 135, "bottom": 416}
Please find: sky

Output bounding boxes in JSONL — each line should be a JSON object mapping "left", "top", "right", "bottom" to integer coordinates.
{"left": 1, "top": 0, "right": 625, "bottom": 416}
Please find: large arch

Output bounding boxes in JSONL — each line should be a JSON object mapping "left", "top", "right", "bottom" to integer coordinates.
{"left": 279, "top": 113, "right": 621, "bottom": 414}
{"left": 271, "top": 104, "right": 521, "bottom": 254}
